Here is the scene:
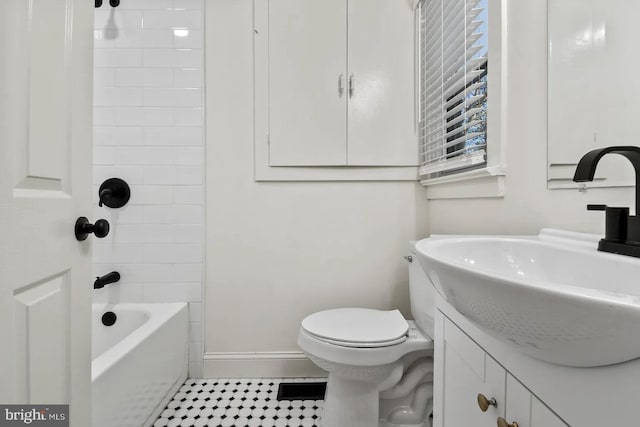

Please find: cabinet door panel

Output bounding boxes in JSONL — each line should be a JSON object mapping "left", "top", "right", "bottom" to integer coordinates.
{"left": 506, "top": 372, "right": 568, "bottom": 427}
{"left": 531, "top": 399, "right": 568, "bottom": 427}
{"left": 268, "top": 0, "right": 347, "bottom": 166}
{"left": 440, "top": 318, "right": 506, "bottom": 427}
{"left": 506, "top": 375, "right": 532, "bottom": 427}
{"left": 347, "top": 0, "right": 417, "bottom": 166}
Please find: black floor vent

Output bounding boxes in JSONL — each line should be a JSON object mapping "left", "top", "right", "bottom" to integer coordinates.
{"left": 276, "top": 382, "right": 327, "bottom": 401}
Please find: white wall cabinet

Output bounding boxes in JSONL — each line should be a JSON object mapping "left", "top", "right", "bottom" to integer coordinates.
{"left": 434, "top": 313, "right": 568, "bottom": 427}
{"left": 267, "top": 0, "right": 348, "bottom": 167}
{"left": 255, "top": 0, "right": 418, "bottom": 178}
{"left": 346, "top": 0, "right": 417, "bottom": 166}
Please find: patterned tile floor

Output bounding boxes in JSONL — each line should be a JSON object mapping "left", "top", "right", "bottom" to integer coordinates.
{"left": 153, "top": 378, "right": 326, "bottom": 427}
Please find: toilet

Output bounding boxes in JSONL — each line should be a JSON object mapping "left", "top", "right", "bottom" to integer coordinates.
{"left": 298, "top": 242, "right": 437, "bottom": 427}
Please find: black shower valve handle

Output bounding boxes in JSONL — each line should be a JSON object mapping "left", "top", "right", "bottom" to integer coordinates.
{"left": 98, "top": 188, "right": 113, "bottom": 207}
{"left": 98, "top": 178, "right": 131, "bottom": 209}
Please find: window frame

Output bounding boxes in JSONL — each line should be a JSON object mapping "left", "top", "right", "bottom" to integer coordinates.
{"left": 419, "top": 0, "right": 507, "bottom": 199}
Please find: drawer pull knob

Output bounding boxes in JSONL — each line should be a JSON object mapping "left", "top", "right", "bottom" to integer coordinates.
{"left": 497, "top": 417, "right": 519, "bottom": 427}
{"left": 477, "top": 393, "right": 497, "bottom": 412}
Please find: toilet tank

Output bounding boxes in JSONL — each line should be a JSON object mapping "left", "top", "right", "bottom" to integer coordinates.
{"left": 408, "top": 241, "right": 436, "bottom": 338}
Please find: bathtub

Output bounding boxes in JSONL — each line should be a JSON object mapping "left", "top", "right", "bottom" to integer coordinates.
{"left": 92, "top": 303, "right": 188, "bottom": 427}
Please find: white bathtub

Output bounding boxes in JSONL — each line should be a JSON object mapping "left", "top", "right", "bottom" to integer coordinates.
{"left": 92, "top": 303, "right": 188, "bottom": 427}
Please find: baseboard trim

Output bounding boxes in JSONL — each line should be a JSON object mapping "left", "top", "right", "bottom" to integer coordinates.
{"left": 203, "top": 351, "right": 326, "bottom": 378}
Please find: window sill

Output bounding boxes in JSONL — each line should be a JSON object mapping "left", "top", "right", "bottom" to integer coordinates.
{"left": 421, "top": 166, "right": 506, "bottom": 199}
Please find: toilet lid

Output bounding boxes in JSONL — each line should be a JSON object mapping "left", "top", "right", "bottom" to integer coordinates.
{"left": 301, "top": 308, "right": 409, "bottom": 346}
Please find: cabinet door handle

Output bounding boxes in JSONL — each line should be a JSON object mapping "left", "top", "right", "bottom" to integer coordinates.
{"left": 477, "top": 393, "right": 497, "bottom": 412}
{"left": 338, "top": 74, "right": 345, "bottom": 97}
{"left": 348, "top": 74, "right": 355, "bottom": 98}
{"left": 497, "top": 417, "right": 519, "bottom": 427}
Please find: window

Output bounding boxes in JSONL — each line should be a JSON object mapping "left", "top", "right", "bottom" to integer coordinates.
{"left": 418, "top": 0, "right": 489, "bottom": 179}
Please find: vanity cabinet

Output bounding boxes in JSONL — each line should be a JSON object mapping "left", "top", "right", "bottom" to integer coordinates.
{"left": 436, "top": 313, "right": 505, "bottom": 427}
{"left": 259, "top": 0, "right": 417, "bottom": 167}
{"left": 434, "top": 313, "right": 568, "bottom": 427}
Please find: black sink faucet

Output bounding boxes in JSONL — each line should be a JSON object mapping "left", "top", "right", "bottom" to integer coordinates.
{"left": 94, "top": 271, "right": 120, "bottom": 289}
{"left": 573, "top": 146, "right": 640, "bottom": 258}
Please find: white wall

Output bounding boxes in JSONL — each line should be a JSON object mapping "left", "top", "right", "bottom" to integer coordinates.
{"left": 92, "top": 0, "right": 204, "bottom": 377}
{"left": 428, "top": 0, "right": 635, "bottom": 235}
{"left": 204, "top": 0, "right": 430, "bottom": 377}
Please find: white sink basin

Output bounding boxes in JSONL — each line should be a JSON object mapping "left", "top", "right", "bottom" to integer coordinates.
{"left": 415, "top": 229, "right": 640, "bottom": 367}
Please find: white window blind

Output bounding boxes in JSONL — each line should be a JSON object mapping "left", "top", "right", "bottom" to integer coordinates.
{"left": 418, "top": 0, "right": 488, "bottom": 177}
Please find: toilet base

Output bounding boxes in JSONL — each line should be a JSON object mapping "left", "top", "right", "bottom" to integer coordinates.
{"left": 379, "top": 352, "right": 433, "bottom": 427}
{"left": 299, "top": 321, "right": 434, "bottom": 427}
{"left": 317, "top": 353, "right": 433, "bottom": 427}
{"left": 321, "top": 374, "right": 382, "bottom": 427}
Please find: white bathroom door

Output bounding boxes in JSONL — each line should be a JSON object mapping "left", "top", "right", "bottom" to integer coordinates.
{"left": 0, "top": 0, "right": 93, "bottom": 426}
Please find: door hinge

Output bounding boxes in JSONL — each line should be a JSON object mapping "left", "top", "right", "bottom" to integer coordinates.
{"left": 267, "top": 133, "right": 270, "bottom": 145}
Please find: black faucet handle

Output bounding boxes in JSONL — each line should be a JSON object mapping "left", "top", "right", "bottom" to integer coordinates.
{"left": 587, "top": 204, "right": 607, "bottom": 211}
{"left": 587, "top": 205, "right": 629, "bottom": 243}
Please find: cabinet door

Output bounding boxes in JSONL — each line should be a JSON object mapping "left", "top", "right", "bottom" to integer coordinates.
{"left": 505, "top": 375, "right": 568, "bottom": 427}
{"left": 435, "top": 315, "right": 506, "bottom": 427}
{"left": 531, "top": 399, "right": 567, "bottom": 427}
{"left": 268, "top": 0, "right": 347, "bottom": 166}
{"left": 347, "top": 0, "right": 417, "bottom": 166}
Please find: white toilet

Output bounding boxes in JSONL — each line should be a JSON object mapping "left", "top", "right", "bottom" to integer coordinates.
{"left": 298, "top": 243, "right": 437, "bottom": 427}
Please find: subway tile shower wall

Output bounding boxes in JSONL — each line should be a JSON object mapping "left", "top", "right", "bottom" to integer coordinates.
{"left": 93, "top": 0, "right": 204, "bottom": 378}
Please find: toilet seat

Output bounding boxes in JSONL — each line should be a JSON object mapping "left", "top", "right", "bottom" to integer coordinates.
{"left": 301, "top": 308, "right": 410, "bottom": 348}
{"left": 305, "top": 332, "right": 409, "bottom": 348}
{"left": 298, "top": 320, "right": 433, "bottom": 367}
